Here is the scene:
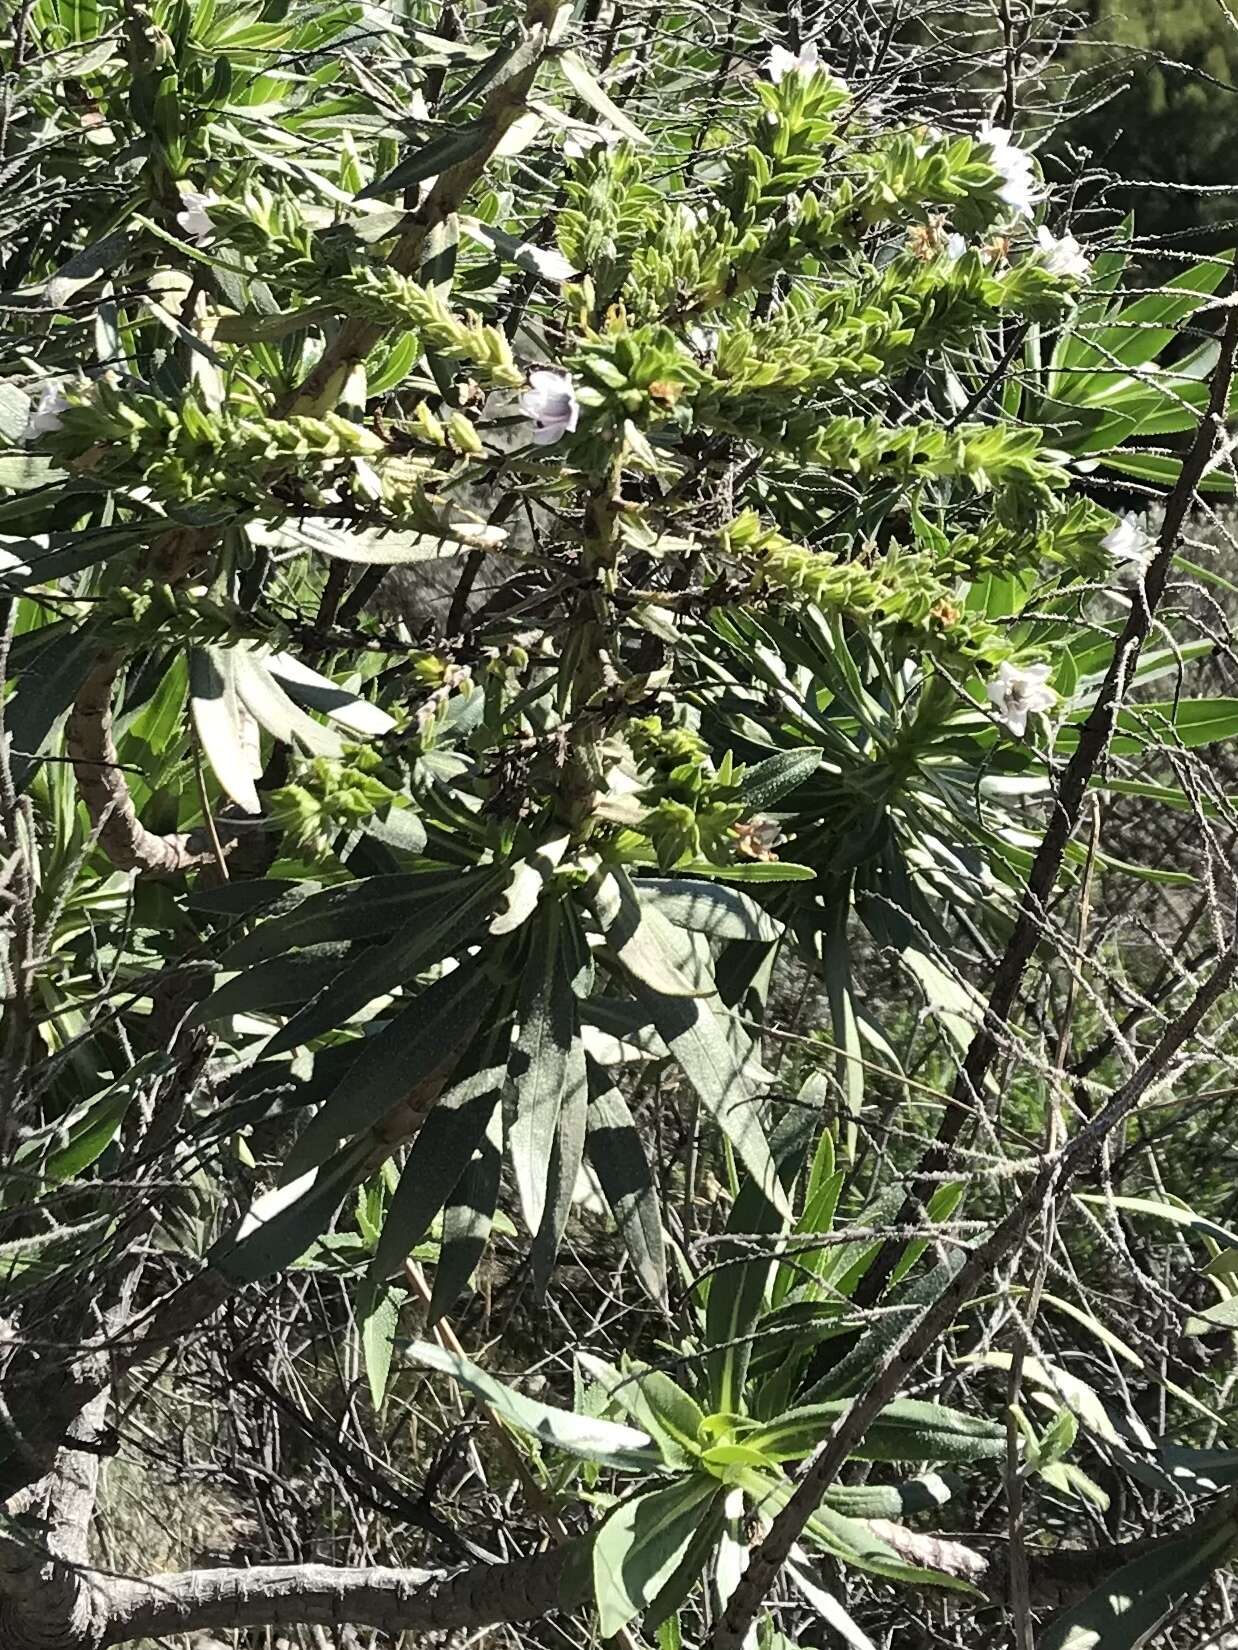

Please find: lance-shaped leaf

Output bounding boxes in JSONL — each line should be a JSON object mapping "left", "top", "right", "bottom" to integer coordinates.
{"left": 558, "top": 49, "right": 649, "bottom": 146}
{"left": 530, "top": 1038, "right": 588, "bottom": 1292}
{"left": 592, "top": 1478, "right": 717, "bottom": 1638}
{"left": 585, "top": 1069, "right": 667, "bottom": 1302}
{"left": 633, "top": 879, "right": 783, "bottom": 943}
{"left": 190, "top": 646, "right": 261, "bottom": 814}
{"left": 211, "top": 1139, "right": 371, "bottom": 1283}
{"left": 737, "top": 747, "right": 823, "bottom": 811}
{"left": 231, "top": 647, "right": 343, "bottom": 756}
{"left": 745, "top": 1398, "right": 1005, "bottom": 1465}
{"left": 265, "top": 869, "right": 506, "bottom": 1055}
{"left": 506, "top": 904, "right": 576, "bottom": 1235}
{"left": 1037, "top": 1514, "right": 1238, "bottom": 1650}
{"left": 219, "top": 870, "right": 463, "bottom": 968}
{"left": 286, "top": 958, "right": 486, "bottom": 1174}
{"left": 786, "top": 1554, "right": 877, "bottom": 1650}
{"left": 642, "top": 987, "right": 785, "bottom": 1220}
{"left": 590, "top": 868, "right": 715, "bottom": 998}
{"left": 369, "top": 1022, "right": 510, "bottom": 1283}
{"left": 704, "top": 1158, "right": 792, "bottom": 1414}
{"left": 195, "top": 949, "right": 351, "bottom": 1023}
{"left": 429, "top": 1105, "right": 503, "bottom": 1323}
{"left": 578, "top": 1355, "right": 704, "bottom": 1470}
{"left": 8, "top": 619, "right": 102, "bottom": 792}
{"left": 406, "top": 1340, "right": 663, "bottom": 1472}
{"left": 357, "top": 1279, "right": 403, "bottom": 1410}
{"left": 265, "top": 652, "right": 395, "bottom": 737}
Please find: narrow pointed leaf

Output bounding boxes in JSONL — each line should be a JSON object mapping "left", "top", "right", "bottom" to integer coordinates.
{"left": 407, "top": 1340, "right": 662, "bottom": 1471}
{"left": 584, "top": 1071, "right": 667, "bottom": 1302}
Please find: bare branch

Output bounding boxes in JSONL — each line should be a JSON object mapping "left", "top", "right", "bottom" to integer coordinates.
{"left": 97, "top": 1547, "right": 574, "bottom": 1647}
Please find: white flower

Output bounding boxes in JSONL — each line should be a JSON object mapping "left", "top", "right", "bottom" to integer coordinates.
{"left": 175, "top": 188, "right": 216, "bottom": 246}
{"left": 520, "top": 370, "right": 580, "bottom": 446}
{"left": 978, "top": 124, "right": 1040, "bottom": 220}
{"left": 24, "top": 381, "right": 68, "bottom": 439}
{"left": 986, "top": 661, "right": 1057, "bottom": 737}
{"left": 1101, "top": 511, "right": 1157, "bottom": 571}
{"left": 1035, "top": 223, "right": 1091, "bottom": 280}
{"left": 944, "top": 232, "right": 967, "bottom": 263}
{"left": 765, "top": 41, "right": 821, "bottom": 83}
{"left": 564, "top": 121, "right": 621, "bottom": 159}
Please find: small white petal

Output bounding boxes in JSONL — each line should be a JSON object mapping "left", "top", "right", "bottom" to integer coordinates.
{"left": 24, "top": 381, "right": 69, "bottom": 439}
{"left": 176, "top": 188, "right": 216, "bottom": 247}
{"left": 978, "top": 124, "right": 1041, "bottom": 221}
{"left": 986, "top": 660, "right": 1057, "bottom": 737}
{"left": 519, "top": 369, "right": 580, "bottom": 447}
{"left": 1035, "top": 223, "right": 1092, "bottom": 280}
{"left": 1100, "top": 511, "right": 1157, "bottom": 570}
{"left": 764, "top": 40, "right": 821, "bottom": 83}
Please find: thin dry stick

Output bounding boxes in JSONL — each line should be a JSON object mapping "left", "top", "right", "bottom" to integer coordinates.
{"left": 711, "top": 939, "right": 1238, "bottom": 1650}
{"left": 1005, "top": 792, "right": 1101, "bottom": 1649}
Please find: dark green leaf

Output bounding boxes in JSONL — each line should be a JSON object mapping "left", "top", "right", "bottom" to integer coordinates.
{"left": 585, "top": 1070, "right": 667, "bottom": 1302}
{"left": 286, "top": 958, "right": 487, "bottom": 1174}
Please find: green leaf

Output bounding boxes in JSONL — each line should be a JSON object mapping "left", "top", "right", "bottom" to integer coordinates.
{"left": 219, "top": 870, "right": 462, "bottom": 968}
{"left": 704, "top": 1150, "right": 795, "bottom": 1413}
{"left": 360, "top": 119, "right": 492, "bottom": 198}
{"left": 592, "top": 1478, "right": 716, "bottom": 1639}
{"left": 31, "top": 1055, "right": 167, "bottom": 1185}
{"left": 1037, "top": 1515, "right": 1238, "bottom": 1650}
{"left": 370, "top": 1024, "right": 508, "bottom": 1283}
{"left": 231, "top": 648, "right": 344, "bottom": 756}
{"left": 737, "top": 747, "right": 823, "bottom": 811}
{"left": 1075, "top": 1192, "right": 1238, "bottom": 1253}
{"left": 590, "top": 868, "right": 716, "bottom": 998}
{"left": 559, "top": 50, "right": 649, "bottom": 147}
{"left": 578, "top": 1354, "right": 705, "bottom": 1468}
{"left": 358, "top": 1280, "right": 402, "bottom": 1409}
{"left": 264, "top": 869, "right": 505, "bottom": 1055}
{"left": 640, "top": 988, "right": 784, "bottom": 1218}
{"left": 786, "top": 1556, "right": 878, "bottom": 1650}
{"left": 406, "top": 1340, "right": 663, "bottom": 1471}
{"left": 196, "top": 950, "right": 350, "bottom": 1022}
{"left": 530, "top": 1037, "right": 588, "bottom": 1291}
{"left": 507, "top": 904, "right": 576, "bottom": 1235}
{"left": 429, "top": 1105, "right": 503, "bottom": 1322}
{"left": 190, "top": 646, "right": 261, "bottom": 814}
{"left": 7, "top": 619, "right": 102, "bottom": 792}
{"left": 633, "top": 879, "right": 782, "bottom": 943}
{"left": 745, "top": 1398, "right": 1005, "bottom": 1465}
{"left": 584, "top": 1072, "right": 667, "bottom": 1302}
{"left": 286, "top": 957, "right": 487, "bottom": 1174}
{"left": 210, "top": 1140, "right": 371, "bottom": 1282}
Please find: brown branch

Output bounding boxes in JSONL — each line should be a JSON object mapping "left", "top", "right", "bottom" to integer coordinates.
{"left": 97, "top": 1546, "right": 577, "bottom": 1647}
{"left": 710, "top": 940, "right": 1238, "bottom": 1649}
{"left": 63, "top": 526, "right": 237, "bottom": 877}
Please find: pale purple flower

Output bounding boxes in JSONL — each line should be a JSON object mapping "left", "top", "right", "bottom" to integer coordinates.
{"left": 1101, "top": 512, "right": 1157, "bottom": 572}
{"left": 765, "top": 41, "right": 822, "bottom": 83}
{"left": 944, "top": 232, "right": 967, "bottom": 263}
{"left": 986, "top": 661, "right": 1056, "bottom": 737}
{"left": 176, "top": 189, "right": 216, "bottom": 246}
{"left": 978, "top": 125, "right": 1040, "bottom": 220}
{"left": 520, "top": 370, "right": 580, "bottom": 446}
{"left": 25, "top": 381, "right": 68, "bottom": 439}
{"left": 1036, "top": 224, "right": 1091, "bottom": 280}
